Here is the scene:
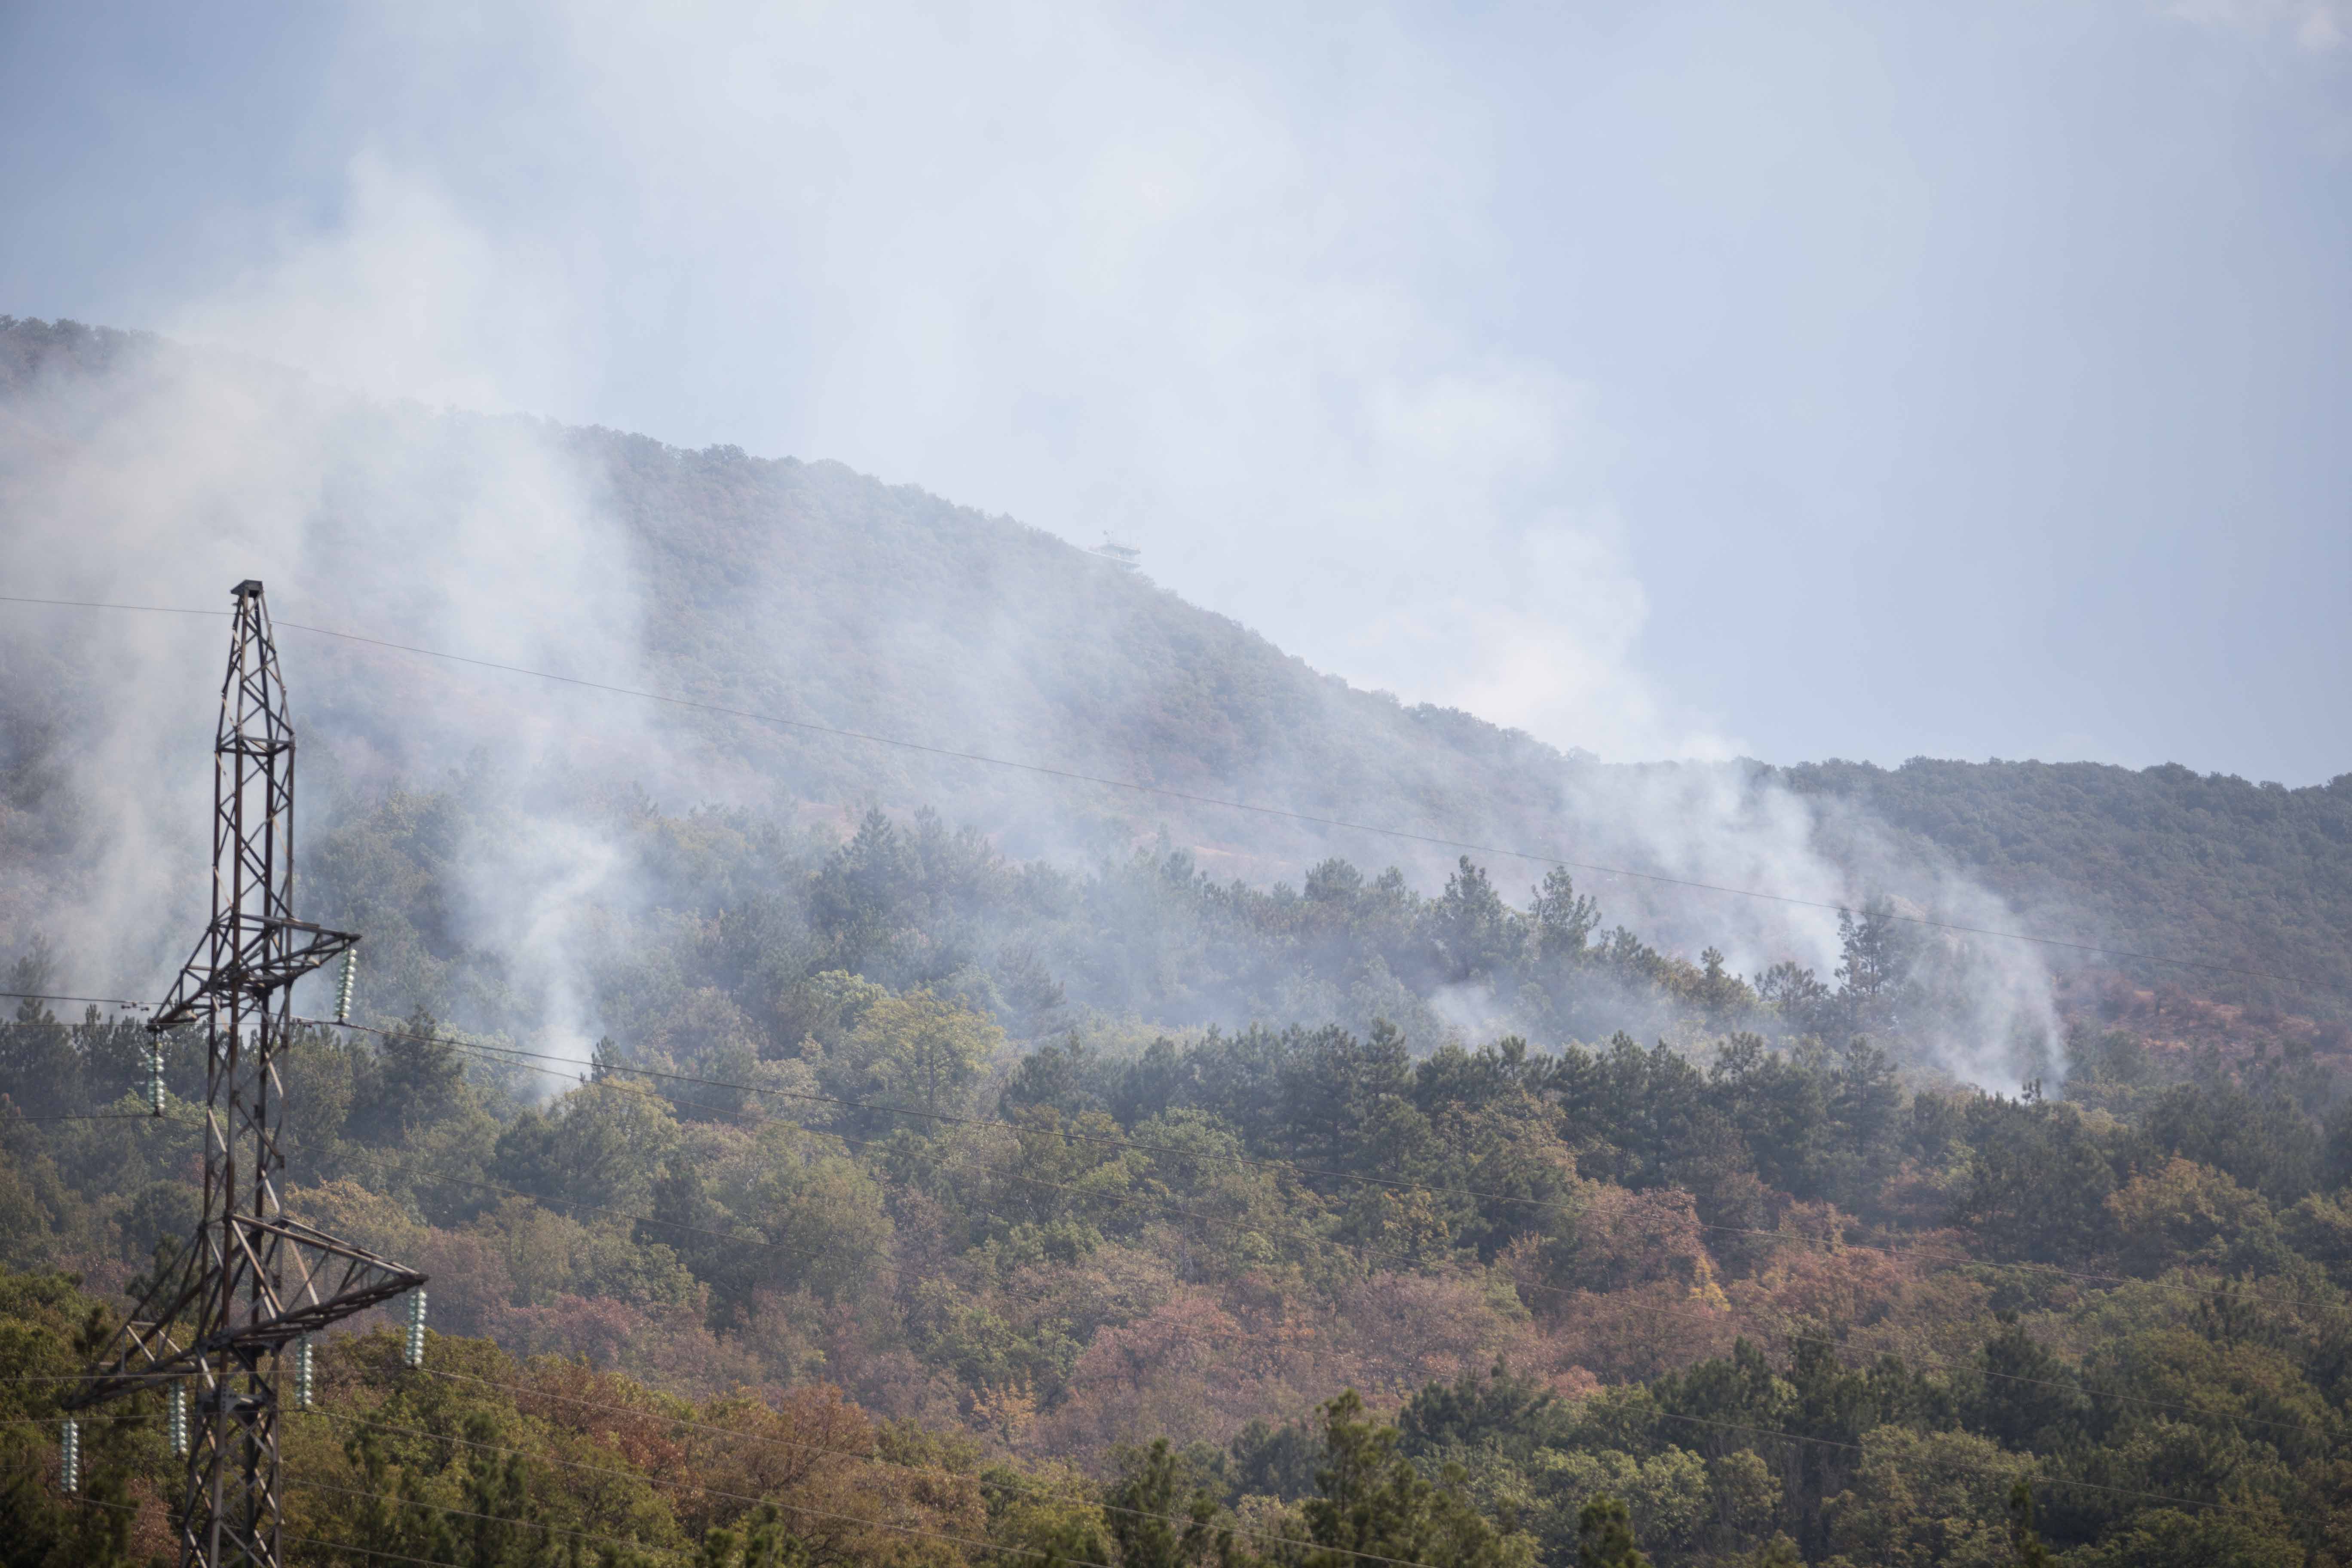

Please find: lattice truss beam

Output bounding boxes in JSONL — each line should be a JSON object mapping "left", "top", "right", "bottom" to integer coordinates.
{"left": 65, "top": 581, "right": 425, "bottom": 1568}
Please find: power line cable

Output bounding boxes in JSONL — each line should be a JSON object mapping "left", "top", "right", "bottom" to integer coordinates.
{"left": 288, "top": 1468, "right": 1115, "bottom": 1568}
{"left": 339, "top": 1149, "right": 842, "bottom": 1268}
{"left": 290, "top": 1042, "right": 2352, "bottom": 1462}
{"left": 12, "top": 1207, "right": 2334, "bottom": 1546}
{"left": 347, "top": 1034, "right": 1679, "bottom": 1311}
{"left": 0, "top": 1112, "right": 1205, "bottom": 1562}
{"left": 0, "top": 1143, "right": 2320, "bottom": 1537}
{"left": 7, "top": 597, "right": 2334, "bottom": 1534}
{"left": 0, "top": 595, "right": 227, "bottom": 619}
{"left": 861, "top": 1118, "right": 2352, "bottom": 1446}
{"left": 348, "top": 1116, "right": 1236, "bottom": 1262}
{"left": 1752, "top": 1328, "right": 2337, "bottom": 1450}
{"left": 3, "top": 1211, "right": 2335, "bottom": 1462}
{"left": 8, "top": 1019, "right": 2334, "bottom": 1472}
{"left": 348, "top": 1017, "right": 2347, "bottom": 1316}
{"left": 313, "top": 1406, "right": 1446, "bottom": 1568}
{"left": 0, "top": 1112, "right": 172, "bottom": 1124}
{"left": 52, "top": 1491, "right": 478, "bottom": 1568}
{"left": 322, "top": 1011, "right": 2345, "bottom": 1329}
{"left": 0, "top": 991, "right": 152, "bottom": 1010}
{"left": 0, "top": 591, "right": 2324, "bottom": 990}
{"left": 1645, "top": 1409, "right": 2296, "bottom": 1521}
{"left": 260, "top": 621, "right": 2343, "bottom": 985}
{"left": 271, "top": 1476, "right": 691, "bottom": 1563}
{"left": 344, "top": 1377, "right": 2303, "bottom": 1553}
{"left": 10, "top": 1008, "right": 2336, "bottom": 1323}
{"left": 0, "top": 1145, "right": 2271, "bottom": 1439}
{"left": 24, "top": 1374, "right": 2293, "bottom": 1544}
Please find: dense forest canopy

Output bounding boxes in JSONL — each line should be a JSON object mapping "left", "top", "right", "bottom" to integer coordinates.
{"left": 3, "top": 314, "right": 2352, "bottom": 1565}
{"left": 8, "top": 787, "right": 2352, "bottom": 1565}
{"left": 1781, "top": 759, "right": 2352, "bottom": 1019}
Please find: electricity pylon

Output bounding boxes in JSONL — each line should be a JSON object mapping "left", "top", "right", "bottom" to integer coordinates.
{"left": 66, "top": 580, "right": 426, "bottom": 1568}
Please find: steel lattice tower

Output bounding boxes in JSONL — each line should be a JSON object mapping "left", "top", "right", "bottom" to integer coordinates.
{"left": 67, "top": 580, "right": 426, "bottom": 1568}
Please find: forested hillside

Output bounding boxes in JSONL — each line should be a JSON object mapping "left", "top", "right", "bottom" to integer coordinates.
{"left": 3, "top": 314, "right": 2348, "bottom": 1018}
{"left": 4, "top": 313, "right": 2352, "bottom": 1565}
{"left": 1785, "top": 760, "right": 2352, "bottom": 1016}
{"left": 10, "top": 793, "right": 2352, "bottom": 1564}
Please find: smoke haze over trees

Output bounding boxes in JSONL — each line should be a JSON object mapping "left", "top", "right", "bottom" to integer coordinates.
{"left": 2, "top": 5, "right": 2345, "bottom": 1560}
{"left": 4, "top": 316, "right": 2352, "bottom": 1565}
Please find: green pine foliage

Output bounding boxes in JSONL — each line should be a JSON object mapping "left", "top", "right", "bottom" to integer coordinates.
{"left": 6, "top": 317, "right": 2352, "bottom": 1563}
{"left": 9, "top": 812, "right": 2352, "bottom": 1564}
{"left": 1785, "top": 757, "right": 2352, "bottom": 1012}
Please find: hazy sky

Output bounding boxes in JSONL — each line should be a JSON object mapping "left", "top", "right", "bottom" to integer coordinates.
{"left": 3, "top": 2, "right": 2346, "bottom": 782}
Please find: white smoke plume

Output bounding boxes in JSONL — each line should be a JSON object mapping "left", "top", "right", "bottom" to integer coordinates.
{"left": 0, "top": 323, "right": 654, "bottom": 1061}
{"left": 0, "top": 4, "right": 2082, "bottom": 1089}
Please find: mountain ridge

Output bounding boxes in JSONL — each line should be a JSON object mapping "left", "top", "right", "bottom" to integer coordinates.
{"left": 2, "top": 313, "right": 2346, "bottom": 1018}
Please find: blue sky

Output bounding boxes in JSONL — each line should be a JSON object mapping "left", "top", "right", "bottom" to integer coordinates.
{"left": 3, "top": 1, "right": 2346, "bottom": 782}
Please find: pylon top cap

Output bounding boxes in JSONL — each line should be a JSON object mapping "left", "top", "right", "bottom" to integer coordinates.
{"left": 233, "top": 579, "right": 264, "bottom": 598}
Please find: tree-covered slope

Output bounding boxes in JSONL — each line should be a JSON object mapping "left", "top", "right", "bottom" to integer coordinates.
{"left": 14, "top": 317, "right": 2352, "bottom": 1568}
{"left": 1784, "top": 759, "right": 2352, "bottom": 1010}
{"left": 2, "top": 312, "right": 2347, "bottom": 1020}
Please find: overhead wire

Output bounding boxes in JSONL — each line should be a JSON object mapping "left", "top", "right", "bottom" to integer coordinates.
{"left": 339, "top": 1148, "right": 845, "bottom": 1268}
{"left": 0, "top": 590, "right": 2327, "bottom": 990}
{"left": 275, "top": 1029, "right": 2350, "bottom": 1467}
{"left": 0, "top": 1111, "right": 173, "bottom": 1124}
{"left": 1, "top": 588, "right": 2343, "bottom": 1537}
{"left": 49, "top": 1490, "right": 479, "bottom": 1568}
{"left": 309, "top": 1406, "right": 1446, "bottom": 1568}
{"left": 315, "top": 1386, "right": 2302, "bottom": 1546}
{"left": 0, "top": 990, "right": 152, "bottom": 1010}
{"left": 1, "top": 585, "right": 2339, "bottom": 1318}
{"left": 3, "top": 946, "right": 2337, "bottom": 1316}
{"left": 282, "top": 1474, "right": 717, "bottom": 1563}
{"left": 345, "top": 1111, "right": 1238, "bottom": 1260}
{"left": 0, "top": 626, "right": 2326, "bottom": 1557}
{"left": 337, "top": 1016, "right": 2348, "bottom": 1317}
{"left": 1752, "top": 1328, "right": 2337, "bottom": 1450}
{"left": 96, "top": 998, "right": 2288, "bottom": 1447}
{"left": 7, "top": 1005, "right": 2344, "bottom": 1393}
{"left": 0, "top": 1167, "right": 2330, "bottom": 1547}
{"left": 289, "top": 1469, "right": 1118, "bottom": 1568}
{"left": 0, "top": 1109, "right": 1312, "bottom": 1557}
{"left": 1642, "top": 1409, "right": 2293, "bottom": 1520}
{"left": 9, "top": 588, "right": 2346, "bottom": 1441}
{"left": 2, "top": 1245, "right": 2337, "bottom": 1465}
{"left": 0, "top": 594, "right": 228, "bottom": 619}
{"left": 6, "top": 1384, "right": 2320, "bottom": 1547}
{"left": 325, "top": 1029, "right": 1756, "bottom": 1317}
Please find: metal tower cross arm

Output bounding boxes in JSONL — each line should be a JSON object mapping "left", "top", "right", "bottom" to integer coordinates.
{"left": 67, "top": 579, "right": 425, "bottom": 1568}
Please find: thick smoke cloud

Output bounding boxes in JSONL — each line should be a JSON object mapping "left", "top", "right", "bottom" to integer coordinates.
{"left": 113, "top": 3, "right": 1724, "bottom": 767}
{"left": 0, "top": 321, "right": 2062, "bottom": 1087}
{"left": 0, "top": 330, "right": 655, "bottom": 1052}
{"left": 6, "top": 5, "right": 2348, "bottom": 784}
{"left": 0, "top": 4, "right": 2159, "bottom": 1090}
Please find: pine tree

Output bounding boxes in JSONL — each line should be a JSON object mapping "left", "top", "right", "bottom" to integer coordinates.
{"left": 1576, "top": 1495, "right": 1652, "bottom": 1568}
{"left": 2008, "top": 1480, "right": 2055, "bottom": 1568}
